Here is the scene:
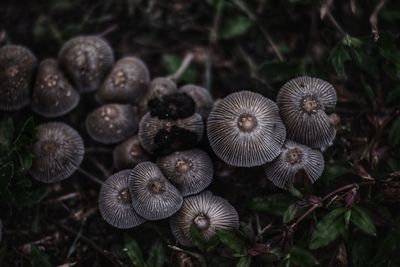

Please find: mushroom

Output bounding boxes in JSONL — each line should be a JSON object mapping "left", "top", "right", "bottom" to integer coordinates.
{"left": 179, "top": 84, "right": 213, "bottom": 119}
{"left": 156, "top": 149, "right": 213, "bottom": 196}
{"left": 29, "top": 122, "right": 84, "bottom": 183}
{"left": 207, "top": 90, "right": 286, "bottom": 167}
{"left": 264, "top": 140, "right": 324, "bottom": 189}
{"left": 276, "top": 76, "right": 337, "bottom": 149}
{"left": 85, "top": 104, "right": 138, "bottom": 144}
{"left": 0, "top": 45, "right": 37, "bottom": 111}
{"left": 31, "top": 58, "right": 80, "bottom": 118}
{"left": 148, "top": 92, "right": 196, "bottom": 120}
{"left": 128, "top": 162, "right": 183, "bottom": 220}
{"left": 99, "top": 170, "right": 146, "bottom": 229}
{"left": 96, "top": 57, "right": 150, "bottom": 104}
{"left": 58, "top": 36, "right": 114, "bottom": 93}
{"left": 170, "top": 191, "right": 239, "bottom": 246}
{"left": 113, "top": 135, "right": 150, "bottom": 170}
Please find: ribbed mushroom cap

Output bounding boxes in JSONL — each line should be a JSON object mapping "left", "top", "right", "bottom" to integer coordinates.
{"left": 170, "top": 191, "right": 239, "bottom": 247}
{"left": 30, "top": 122, "right": 84, "bottom": 183}
{"left": 128, "top": 162, "right": 183, "bottom": 220}
{"left": 207, "top": 91, "right": 286, "bottom": 167}
{"left": 156, "top": 149, "right": 213, "bottom": 196}
{"left": 85, "top": 104, "right": 138, "bottom": 144}
{"left": 139, "top": 77, "right": 177, "bottom": 115}
{"left": 264, "top": 140, "right": 324, "bottom": 189}
{"left": 58, "top": 36, "right": 114, "bottom": 93}
{"left": 99, "top": 170, "right": 146, "bottom": 229}
{"left": 276, "top": 76, "right": 337, "bottom": 149}
{"left": 138, "top": 112, "right": 204, "bottom": 154}
{"left": 31, "top": 59, "right": 80, "bottom": 118}
{"left": 179, "top": 85, "right": 213, "bottom": 119}
{"left": 96, "top": 57, "right": 150, "bottom": 104}
{"left": 0, "top": 45, "right": 37, "bottom": 111}
{"left": 113, "top": 135, "right": 150, "bottom": 170}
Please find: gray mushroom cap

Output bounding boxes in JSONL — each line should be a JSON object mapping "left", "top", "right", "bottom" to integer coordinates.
{"left": 29, "top": 122, "right": 84, "bottom": 183}
{"left": 179, "top": 84, "right": 213, "bottom": 119}
{"left": 264, "top": 139, "right": 325, "bottom": 189}
{"left": 207, "top": 90, "right": 286, "bottom": 167}
{"left": 99, "top": 170, "right": 146, "bottom": 229}
{"left": 170, "top": 191, "right": 239, "bottom": 247}
{"left": 113, "top": 135, "right": 150, "bottom": 170}
{"left": 139, "top": 77, "right": 177, "bottom": 115}
{"left": 128, "top": 162, "right": 183, "bottom": 220}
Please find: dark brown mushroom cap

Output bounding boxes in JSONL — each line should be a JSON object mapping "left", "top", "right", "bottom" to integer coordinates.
{"left": 276, "top": 76, "right": 337, "bottom": 149}
{"left": 170, "top": 191, "right": 239, "bottom": 247}
{"left": 264, "top": 139, "right": 324, "bottom": 189}
{"left": 96, "top": 57, "right": 150, "bottom": 104}
{"left": 29, "top": 122, "right": 84, "bottom": 183}
{"left": 113, "top": 135, "right": 150, "bottom": 170}
{"left": 128, "top": 162, "right": 183, "bottom": 220}
{"left": 207, "top": 90, "right": 286, "bottom": 167}
{"left": 0, "top": 45, "right": 37, "bottom": 111}
{"left": 58, "top": 36, "right": 114, "bottom": 93}
{"left": 179, "top": 84, "right": 213, "bottom": 119}
{"left": 31, "top": 59, "right": 80, "bottom": 118}
{"left": 139, "top": 77, "right": 177, "bottom": 115}
{"left": 99, "top": 170, "right": 146, "bottom": 229}
{"left": 156, "top": 149, "right": 213, "bottom": 196}
{"left": 85, "top": 104, "right": 138, "bottom": 144}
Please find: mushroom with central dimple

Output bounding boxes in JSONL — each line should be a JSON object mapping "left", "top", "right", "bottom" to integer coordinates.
{"left": 276, "top": 76, "right": 337, "bottom": 149}
{"left": 113, "top": 135, "right": 150, "bottom": 170}
{"left": 85, "top": 104, "right": 138, "bottom": 144}
{"left": 29, "top": 122, "right": 84, "bottom": 183}
{"left": 207, "top": 90, "right": 286, "bottom": 167}
{"left": 264, "top": 140, "right": 324, "bottom": 189}
{"left": 99, "top": 170, "right": 146, "bottom": 229}
{"left": 128, "top": 162, "right": 183, "bottom": 220}
{"left": 170, "top": 191, "right": 239, "bottom": 246}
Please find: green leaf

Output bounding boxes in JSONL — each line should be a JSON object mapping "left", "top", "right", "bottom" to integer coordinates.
{"left": 147, "top": 240, "right": 165, "bottom": 267}
{"left": 221, "top": 16, "right": 252, "bottom": 39}
{"left": 289, "top": 246, "right": 319, "bottom": 267}
{"left": 190, "top": 224, "right": 207, "bottom": 250}
{"left": 250, "top": 194, "right": 297, "bottom": 216}
{"left": 0, "top": 118, "right": 14, "bottom": 151}
{"left": 124, "top": 236, "right": 148, "bottom": 267}
{"left": 350, "top": 206, "right": 376, "bottom": 236}
{"left": 31, "top": 245, "right": 52, "bottom": 267}
{"left": 370, "top": 223, "right": 400, "bottom": 266}
{"left": 217, "top": 229, "right": 247, "bottom": 254}
{"left": 344, "top": 209, "right": 351, "bottom": 229}
{"left": 283, "top": 204, "right": 298, "bottom": 224}
{"left": 0, "top": 162, "right": 14, "bottom": 190}
{"left": 236, "top": 256, "right": 251, "bottom": 267}
{"left": 309, "top": 208, "right": 347, "bottom": 250}
{"left": 329, "top": 44, "right": 351, "bottom": 78}
{"left": 162, "top": 54, "right": 197, "bottom": 83}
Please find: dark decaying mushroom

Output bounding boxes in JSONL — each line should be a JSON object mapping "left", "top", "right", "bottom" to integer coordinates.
{"left": 276, "top": 76, "right": 337, "bottom": 149}
{"left": 113, "top": 135, "right": 150, "bottom": 170}
{"left": 128, "top": 162, "right": 183, "bottom": 220}
{"left": 31, "top": 58, "right": 80, "bottom": 118}
{"left": 148, "top": 92, "right": 196, "bottom": 120}
{"left": 264, "top": 140, "right": 324, "bottom": 189}
{"left": 179, "top": 84, "right": 213, "bottom": 119}
{"left": 170, "top": 191, "right": 239, "bottom": 246}
{"left": 157, "top": 149, "right": 213, "bottom": 196}
{"left": 99, "top": 170, "right": 146, "bottom": 229}
{"left": 29, "top": 122, "right": 84, "bottom": 183}
{"left": 139, "top": 77, "right": 177, "bottom": 115}
{"left": 0, "top": 44, "right": 37, "bottom": 111}
{"left": 207, "top": 90, "right": 286, "bottom": 167}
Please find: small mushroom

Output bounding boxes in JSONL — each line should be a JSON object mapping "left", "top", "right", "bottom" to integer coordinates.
{"left": 139, "top": 77, "right": 177, "bottom": 115}
{"left": 113, "top": 135, "right": 150, "bottom": 170}
{"left": 276, "top": 76, "right": 337, "bottom": 149}
{"left": 170, "top": 191, "right": 239, "bottom": 246}
{"left": 99, "top": 170, "right": 146, "bottom": 229}
{"left": 58, "top": 36, "right": 114, "bottom": 93}
{"left": 96, "top": 57, "right": 150, "bottom": 104}
{"left": 207, "top": 90, "right": 286, "bottom": 167}
{"left": 31, "top": 58, "right": 80, "bottom": 118}
{"left": 30, "top": 122, "right": 84, "bottom": 183}
{"left": 85, "top": 104, "right": 138, "bottom": 144}
{"left": 148, "top": 92, "right": 196, "bottom": 120}
{"left": 179, "top": 84, "right": 213, "bottom": 119}
{"left": 128, "top": 162, "right": 183, "bottom": 220}
{"left": 0, "top": 45, "right": 37, "bottom": 111}
{"left": 264, "top": 140, "right": 324, "bottom": 189}
{"left": 156, "top": 149, "right": 213, "bottom": 196}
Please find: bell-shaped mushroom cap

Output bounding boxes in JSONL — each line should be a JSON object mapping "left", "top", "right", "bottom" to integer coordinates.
{"left": 0, "top": 45, "right": 37, "bottom": 111}
{"left": 85, "top": 104, "right": 138, "bottom": 144}
{"left": 179, "top": 85, "right": 213, "bottom": 119}
{"left": 207, "top": 90, "right": 286, "bottom": 167}
{"left": 99, "top": 170, "right": 146, "bottom": 229}
{"left": 58, "top": 36, "right": 114, "bottom": 93}
{"left": 128, "top": 162, "right": 183, "bottom": 220}
{"left": 29, "top": 122, "right": 84, "bottom": 183}
{"left": 170, "top": 191, "right": 239, "bottom": 247}
{"left": 157, "top": 149, "right": 213, "bottom": 196}
{"left": 96, "top": 57, "right": 150, "bottom": 104}
{"left": 276, "top": 76, "right": 337, "bottom": 149}
{"left": 264, "top": 140, "right": 324, "bottom": 189}
{"left": 138, "top": 112, "right": 204, "bottom": 154}
{"left": 31, "top": 59, "right": 80, "bottom": 118}
{"left": 113, "top": 135, "right": 150, "bottom": 170}
{"left": 139, "top": 77, "right": 177, "bottom": 115}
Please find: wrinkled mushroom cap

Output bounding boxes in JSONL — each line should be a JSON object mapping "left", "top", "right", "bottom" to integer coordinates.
{"left": 113, "top": 135, "right": 150, "bottom": 170}
{"left": 179, "top": 84, "right": 213, "bottom": 119}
